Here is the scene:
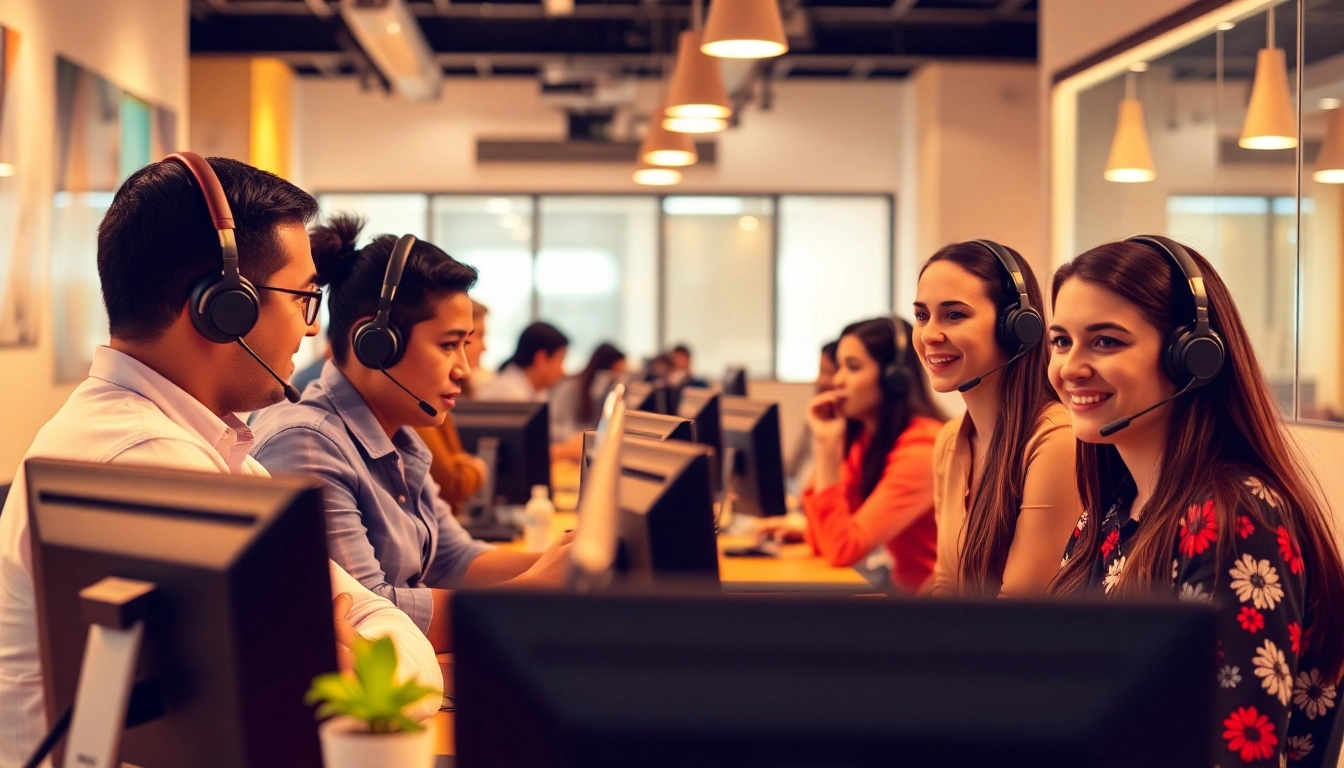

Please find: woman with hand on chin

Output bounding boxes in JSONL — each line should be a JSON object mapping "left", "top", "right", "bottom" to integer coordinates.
{"left": 1049, "top": 236, "right": 1344, "bottom": 767}
{"left": 914, "top": 240, "right": 1081, "bottom": 598}
{"left": 758, "top": 317, "right": 944, "bottom": 592}
{"left": 252, "top": 214, "right": 572, "bottom": 653}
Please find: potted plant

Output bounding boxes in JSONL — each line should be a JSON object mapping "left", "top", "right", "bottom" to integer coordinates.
{"left": 307, "top": 635, "right": 440, "bottom": 768}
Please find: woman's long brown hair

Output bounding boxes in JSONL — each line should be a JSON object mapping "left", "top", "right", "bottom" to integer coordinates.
{"left": 920, "top": 242, "right": 1063, "bottom": 596}
{"left": 1048, "top": 240, "right": 1344, "bottom": 681}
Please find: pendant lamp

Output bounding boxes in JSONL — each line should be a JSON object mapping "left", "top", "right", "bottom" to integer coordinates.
{"left": 1239, "top": 8, "right": 1297, "bottom": 150}
{"left": 633, "top": 163, "right": 683, "bottom": 186}
{"left": 664, "top": 29, "right": 731, "bottom": 133}
{"left": 701, "top": 0, "right": 788, "bottom": 59}
{"left": 1313, "top": 107, "right": 1344, "bottom": 184}
{"left": 639, "top": 99, "right": 698, "bottom": 167}
{"left": 1104, "top": 72, "right": 1157, "bottom": 183}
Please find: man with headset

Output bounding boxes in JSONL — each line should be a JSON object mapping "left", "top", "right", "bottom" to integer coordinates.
{"left": 0, "top": 155, "right": 441, "bottom": 766}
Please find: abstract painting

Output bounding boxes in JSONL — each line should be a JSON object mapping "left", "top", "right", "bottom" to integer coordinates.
{"left": 51, "top": 56, "right": 177, "bottom": 381}
{"left": 0, "top": 26, "right": 37, "bottom": 347}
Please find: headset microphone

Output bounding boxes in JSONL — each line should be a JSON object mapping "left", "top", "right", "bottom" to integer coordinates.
{"left": 380, "top": 366, "right": 438, "bottom": 417}
{"left": 235, "top": 339, "right": 301, "bottom": 403}
{"left": 956, "top": 347, "right": 1029, "bottom": 393}
{"left": 1099, "top": 380, "right": 1196, "bottom": 437}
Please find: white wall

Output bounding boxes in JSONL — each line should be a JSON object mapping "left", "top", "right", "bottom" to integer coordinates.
{"left": 0, "top": 0, "right": 189, "bottom": 483}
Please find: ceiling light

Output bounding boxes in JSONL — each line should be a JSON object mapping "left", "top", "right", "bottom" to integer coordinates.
{"left": 639, "top": 107, "right": 698, "bottom": 167}
{"left": 1320, "top": 98, "right": 1342, "bottom": 111}
{"left": 701, "top": 0, "right": 789, "bottom": 59}
{"left": 633, "top": 164, "right": 683, "bottom": 186}
{"left": 1128, "top": 62, "right": 1149, "bottom": 73}
{"left": 664, "top": 29, "right": 731, "bottom": 131}
{"left": 1217, "top": 21, "right": 1235, "bottom": 31}
{"left": 1313, "top": 107, "right": 1344, "bottom": 184}
{"left": 1104, "top": 72, "right": 1156, "bottom": 183}
{"left": 662, "top": 115, "right": 728, "bottom": 133}
{"left": 739, "top": 215, "right": 759, "bottom": 231}
{"left": 340, "top": 0, "right": 441, "bottom": 101}
{"left": 543, "top": 0, "right": 575, "bottom": 16}
{"left": 1239, "top": 8, "right": 1297, "bottom": 150}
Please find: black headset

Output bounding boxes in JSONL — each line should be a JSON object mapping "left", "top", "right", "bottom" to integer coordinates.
{"left": 1127, "top": 235, "right": 1226, "bottom": 388}
{"left": 972, "top": 239, "right": 1044, "bottom": 353}
{"left": 351, "top": 234, "right": 418, "bottom": 370}
{"left": 167, "top": 152, "right": 262, "bottom": 344}
{"left": 881, "top": 316, "right": 913, "bottom": 398}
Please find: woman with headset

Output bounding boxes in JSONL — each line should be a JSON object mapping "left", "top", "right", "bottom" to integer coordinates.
{"left": 913, "top": 240, "right": 1081, "bottom": 598}
{"left": 251, "top": 214, "right": 572, "bottom": 652}
{"left": 1049, "top": 236, "right": 1344, "bottom": 766}
{"left": 757, "top": 317, "right": 945, "bottom": 593}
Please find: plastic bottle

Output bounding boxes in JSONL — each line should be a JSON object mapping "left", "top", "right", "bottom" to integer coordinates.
{"left": 523, "top": 485, "right": 556, "bottom": 552}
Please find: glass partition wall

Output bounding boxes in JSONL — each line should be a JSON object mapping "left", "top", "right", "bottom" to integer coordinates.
{"left": 315, "top": 193, "right": 893, "bottom": 383}
{"left": 1053, "top": 0, "right": 1344, "bottom": 425}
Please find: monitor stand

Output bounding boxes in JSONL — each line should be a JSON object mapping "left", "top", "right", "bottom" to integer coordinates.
{"left": 61, "top": 577, "right": 157, "bottom": 768}
{"left": 460, "top": 437, "right": 520, "bottom": 542}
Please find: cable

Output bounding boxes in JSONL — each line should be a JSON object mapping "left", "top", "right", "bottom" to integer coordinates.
{"left": 23, "top": 706, "right": 72, "bottom": 768}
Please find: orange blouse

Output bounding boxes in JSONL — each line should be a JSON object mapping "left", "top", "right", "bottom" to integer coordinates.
{"left": 800, "top": 416, "right": 941, "bottom": 593}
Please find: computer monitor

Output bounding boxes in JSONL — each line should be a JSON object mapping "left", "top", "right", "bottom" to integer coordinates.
{"left": 676, "top": 387, "right": 722, "bottom": 492}
{"left": 624, "top": 380, "right": 667, "bottom": 415}
{"left": 720, "top": 396, "right": 786, "bottom": 517}
{"left": 576, "top": 435, "right": 719, "bottom": 586}
{"left": 453, "top": 591, "right": 1214, "bottom": 768}
{"left": 721, "top": 366, "right": 748, "bottom": 397}
{"left": 26, "top": 458, "right": 334, "bottom": 768}
{"left": 579, "top": 412, "right": 696, "bottom": 494}
{"left": 454, "top": 400, "right": 552, "bottom": 506}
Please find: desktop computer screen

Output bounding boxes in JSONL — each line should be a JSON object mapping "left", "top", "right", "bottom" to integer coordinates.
{"left": 720, "top": 396, "right": 787, "bottom": 517}
{"left": 624, "top": 380, "right": 668, "bottom": 415}
{"left": 622, "top": 410, "right": 696, "bottom": 443}
{"left": 721, "top": 366, "right": 748, "bottom": 397}
{"left": 453, "top": 591, "right": 1215, "bottom": 768}
{"left": 26, "top": 458, "right": 335, "bottom": 768}
{"left": 453, "top": 400, "right": 552, "bottom": 506}
{"left": 677, "top": 387, "right": 722, "bottom": 492}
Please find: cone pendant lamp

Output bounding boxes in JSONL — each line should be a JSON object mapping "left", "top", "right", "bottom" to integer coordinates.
{"left": 701, "top": 0, "right": 788, "bottom": 59}
{"left": 1239, "top": 8, "right": 1297, "bottom": 150}
{"left": 664, "top": 29, "right": 731, "bottom": 133}
{"left": 639, "top": 97, "right": 698, "bottom": 167}
{"left": 1313, "top": 107, "right": 1344, "bottom": 184}
{"left": 1104, "top": 72, "right": 1156, "bottom": 183}
{"left": 633, "top": 163, "right": 683, "bottom": 186}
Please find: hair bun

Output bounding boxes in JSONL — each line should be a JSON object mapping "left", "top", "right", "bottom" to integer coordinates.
{"left": 310, "top": 212, "right": 366, "bottom": 286}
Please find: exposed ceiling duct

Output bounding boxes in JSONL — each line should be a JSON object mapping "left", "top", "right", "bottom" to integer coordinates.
{"left": 339, "top": 0, "right": 441, "bottom": 100}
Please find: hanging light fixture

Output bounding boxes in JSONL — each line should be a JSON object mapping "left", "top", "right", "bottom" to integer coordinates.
{"left": 664, "top": 26, "right": 732, "bottom": 133}
{"left": 1313, "top": 106, "right": 1344, "bottom": 184}
{"left": 1239, "top": 6, "right": 1297, "bottom": 150}
{"left": 639, "top": 96, "right": 698, "bottom": 167}
{"left": 1104, "top": 70, "right": 1157, "bottom": 183}
{"left": 701, "top": 0, "right": 788, "bottom": 59}
{"left": 633, "top": 163, "right": 683, "bottom": 186}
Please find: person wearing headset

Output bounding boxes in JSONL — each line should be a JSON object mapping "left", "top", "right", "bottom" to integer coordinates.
{"left": 0, "top": 157, "right": 444, "bottom": 765}
{"left": 1049, "top": 236, "right": 1344, "bottom": 766}
{"left": 913, "top": 240, "right": 1082, "bottom": 598}
{"left": 756, "top": 317, "right": 945, "bottom": 593}
{"left": 250, "top": 214, "right": 572, "bottom": 654}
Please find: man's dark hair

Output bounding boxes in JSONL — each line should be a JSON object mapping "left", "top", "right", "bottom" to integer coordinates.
{"left": 97, "top": 157, "right": 319, "bottom": 342}
{"left": 671, "top": 344, "right": 692, "bottom": 357}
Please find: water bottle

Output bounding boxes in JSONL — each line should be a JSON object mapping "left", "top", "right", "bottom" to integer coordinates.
{"left": 523, "top": 485, "right": 555, "bottom": 552}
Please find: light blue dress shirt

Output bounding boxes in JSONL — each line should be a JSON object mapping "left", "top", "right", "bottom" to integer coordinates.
{"left": 251, "top": 361, "right": 491, "bottom": 633}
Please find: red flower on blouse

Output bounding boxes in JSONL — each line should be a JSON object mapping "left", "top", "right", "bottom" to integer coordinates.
{"left": 1289, "top": 622, "right": 1302, "bottom": 655}
{"left": 1100, "top": 529, "right": 1120, "bottom": 558}
{"left": 1238, "top": 514, "right": 1256, "bottom": 539}
{"left": 1179, "top": 500, "right": 1218, "bottom": 558}
{"left": 1277, "top": 525, "right": 1305, "bottom": 575}
{"left": 1238, "top": 606, "right": 1265, "bottom": 634}
{"left": 1223, "top": 706, "right": 1278, "bottom": 762}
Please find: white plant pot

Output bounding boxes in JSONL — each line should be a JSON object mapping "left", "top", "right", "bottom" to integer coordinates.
{"left": 318, "top": 717, "right": 435, "bottom": 768}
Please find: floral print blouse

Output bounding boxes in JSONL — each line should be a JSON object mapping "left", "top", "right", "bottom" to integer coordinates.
{"left": 1062, "top": 476, "right": 1339, "bottom": 766}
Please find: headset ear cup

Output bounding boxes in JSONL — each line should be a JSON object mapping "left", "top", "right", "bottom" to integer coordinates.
{"left": 1167, "top": 327, "right": 1225, "bottom": 386}
{"left": 352, "top": 320, "right": 403, "bottom": 370}
{"left": 882, "top": 363, "right": 912, "bottom": 399}
{"left": 189, "top": 274, "right": 260, "bottom": 343}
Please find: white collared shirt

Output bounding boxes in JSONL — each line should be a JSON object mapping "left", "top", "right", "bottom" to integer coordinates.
{"left": 0, "top": 347, "right": 443, "bottom": 767}
{"left": 475, "top": 363, "right": 545, "bottom": 402}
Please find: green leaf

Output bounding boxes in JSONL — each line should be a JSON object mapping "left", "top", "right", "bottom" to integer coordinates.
{"left": 306, "top": 634, "right": 437, "bottom": 733}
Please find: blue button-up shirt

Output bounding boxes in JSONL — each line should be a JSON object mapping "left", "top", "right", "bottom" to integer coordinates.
{"left": 251, "top": 361, "right": 491, "bottom": 633}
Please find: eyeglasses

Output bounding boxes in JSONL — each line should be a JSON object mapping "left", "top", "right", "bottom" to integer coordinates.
{"left": 256, "top": 285, "right": 324, "bottom": 326}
